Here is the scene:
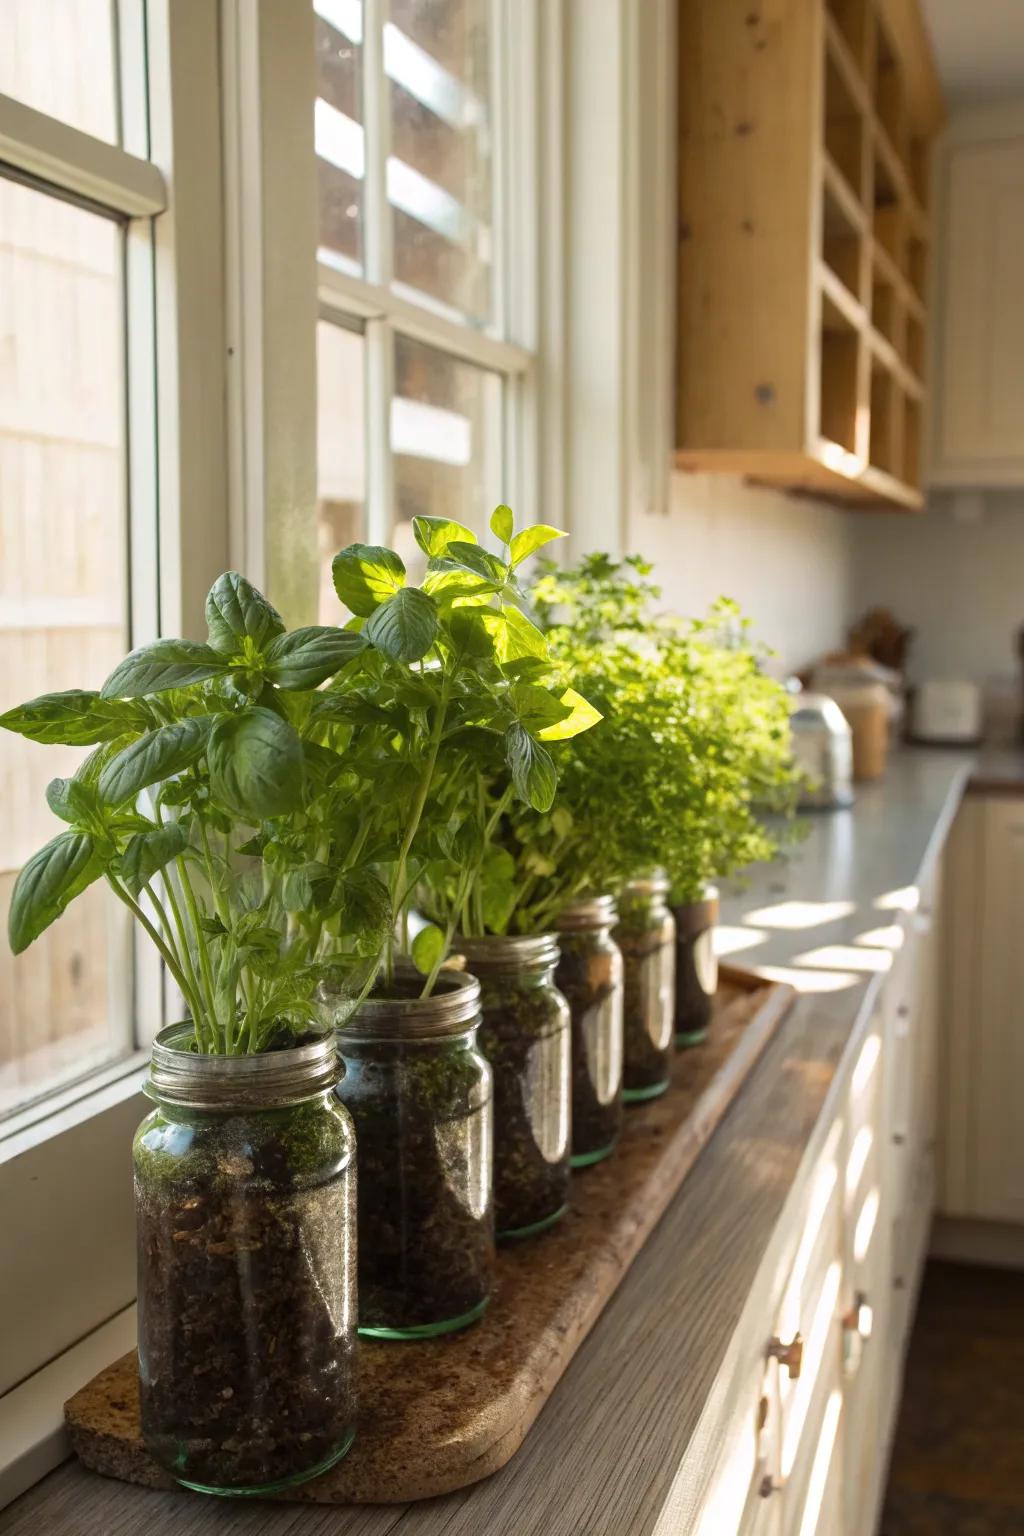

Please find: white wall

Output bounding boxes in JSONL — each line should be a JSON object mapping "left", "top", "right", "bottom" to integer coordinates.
{"left": 629, "top": 471, "right": 856, "bottom": 675}
{"left": 848, "top": 490, "right": 1024, "bottom": 690}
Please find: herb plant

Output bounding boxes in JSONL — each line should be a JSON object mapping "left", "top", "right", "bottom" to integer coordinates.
{"left": 420, "top": 553, "right": 801, "bottom": 938}
{"left": 1, "top": 509, "right": 601, "bottom": 1049}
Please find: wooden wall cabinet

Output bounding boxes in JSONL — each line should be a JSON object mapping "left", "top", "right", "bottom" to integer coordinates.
{"left": 676, "top": 0, "right": 943, "bottom": 511}
{"left": 931, "top": 106, "right": 1024, "bottom": 487}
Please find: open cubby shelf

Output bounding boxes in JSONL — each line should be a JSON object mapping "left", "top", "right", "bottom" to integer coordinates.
{"left": 676, "top": 0, "right": 941, "bottom": 511}
{"left": 815, "top": 0, "right": 934, "bottom": 504}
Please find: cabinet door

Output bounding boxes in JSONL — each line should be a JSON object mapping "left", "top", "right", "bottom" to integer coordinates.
{"left": 973, "top": 799, "right": 1024, "bottom": 1222}
{"left": 842, "top": 1022, "right": 891, "bottom": 1536}
{"left": 935, "top": 134, "right": 1024, "bottom": 481}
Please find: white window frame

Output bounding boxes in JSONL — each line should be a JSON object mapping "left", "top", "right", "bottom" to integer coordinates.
{"left": 0, "top": 0, "right": 230, "bottom": 1506}
{"left": 223, "top": 0, "right": 552, "bottom": 623}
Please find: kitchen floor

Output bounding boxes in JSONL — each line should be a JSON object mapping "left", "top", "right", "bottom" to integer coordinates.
{"left": 880, "top": 1260, "right": 1024, "bottom": 1535}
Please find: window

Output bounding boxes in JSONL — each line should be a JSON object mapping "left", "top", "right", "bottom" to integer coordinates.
{"left": 0, "top": 11, "right": 169, "bottom": 1123}
{"left": 313, "top": 0, "right": 535, "bottom": 596}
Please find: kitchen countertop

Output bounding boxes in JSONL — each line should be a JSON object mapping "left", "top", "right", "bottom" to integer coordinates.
{"left": 0, "top": 752, "right": 982, "bottom": 1536}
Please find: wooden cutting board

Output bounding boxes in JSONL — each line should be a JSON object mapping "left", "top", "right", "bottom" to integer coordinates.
{"left": 65, "top": 965, "right": 794, "bottom": 1504}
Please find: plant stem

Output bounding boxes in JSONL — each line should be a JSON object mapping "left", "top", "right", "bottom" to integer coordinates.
{"left": 175, "top": 854, "right": 222, "bottom": 1049}
{"left": 389, "top": 673, "right": 451, "bottom": 972}
{"left": 105, "top": 874, "right": 202, "bottom": 1026}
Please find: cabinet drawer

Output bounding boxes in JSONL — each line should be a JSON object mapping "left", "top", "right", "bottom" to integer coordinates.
{"left": 774, "top": 1124, "right": 844, "bottom": 1502}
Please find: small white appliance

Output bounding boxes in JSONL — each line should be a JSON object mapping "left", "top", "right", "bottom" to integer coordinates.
{"left": 911, "top": 680, "right": 983, "bottom": 745}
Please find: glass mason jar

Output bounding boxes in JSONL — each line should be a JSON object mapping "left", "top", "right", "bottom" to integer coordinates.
{"left": 555, "top": 896, "right": 624, "bottom": 1168}
{"left": 335, "top": 970, "right": 494, "bottom": 1339}
{"left": 671, "top": 886, "right": 720, "bottom": 1047}
{"left": 458, "top": 933, "right": 571, "bottom": 1240}
{"left": 616, "top": 874, "right": 677, "bottom": 1101}
{"left": 133, "top": 1024, "right": 357, "bottom": 1497}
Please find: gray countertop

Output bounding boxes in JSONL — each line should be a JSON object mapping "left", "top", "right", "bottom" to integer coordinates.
{"left": 0, "top": 751, "right": 978, "bottom": 1536}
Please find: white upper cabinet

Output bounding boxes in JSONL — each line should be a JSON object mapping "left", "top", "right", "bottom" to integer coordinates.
{"left": 932, "top": 104, "right": 1024, "bottom": 485}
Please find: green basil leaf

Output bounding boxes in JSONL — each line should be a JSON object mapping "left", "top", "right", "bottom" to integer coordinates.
{"left": 263, "top": 626, "right": 369, "bottom": 689}
{"left": 410, "top": 922, "right": 445, "bottom": 976}
{"left": 480, "top": 845, "right": 517, "bottom": 935}
{"left": 412, "top": 517, "right": 477, "bottom": 560}
{"left": 489, "top": 504, "right": 514, "bottom": 545}
{"left": 445, "top": 541, "right": 508, "bottom": 585}
{"left": 205, "top": 571, "right": 286, "bottom": 655}
{"left": 45, "top": 777, "right": 98, "bottom": 825}
{"left": 98, "top": 717, "right": 214, "bottom": 805}
{"left": 498, "top": 605, "right": 549, "bottom": 662}
{"left": 508, "top": 524, "right": 566, "bottom": 568}
{"left": 8, "top": 831, "right": 103, "bottom": 954}
{"left": 422, "top": 563, "right": 497, "bottom": 603}
{"left": 449, "top": 608, "right": 501, "bottom": 659}
{"left": 120, "top": 822, "right": 189, "bottom": 897}
{"left": 331, "top": 869, "right": 393, "bottom": 955}
{"left": 332, "top": 543, "right": 406, "bottom": 617}
{"left": 505, "top": 722, "right": 558, "bottom": 812}
{"left": 0, "top": 690, "right": 143, "bottom": 746}
{"left": 101, "top": 640, "right": 230, "bottom": 699}
{"left": 365, "top": 587, "right": 439, "bottom": 662}
{"left": 208, "top": 707, "right": 305, "bottom": 819}
{"left": 536, "top": 687, "right": 604, "bottom": 741}
{"left": 511, "top": 683, "right": 574, "bottom": 733}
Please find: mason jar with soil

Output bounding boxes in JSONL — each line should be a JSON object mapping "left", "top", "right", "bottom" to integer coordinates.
{"left": 133, "top": 1025, "right": 357, "bottom": 1496}
{"left": 671, "top": 886, "right": 720, "bottom": 1047}
{"left": 458, "top": 933, "right": 571, "bottom": 1239}
{"left": 334, "top": 969, "right": 495, "bottom": 1338}
{"left": 616, "top": 873, "right": 676, "bottom": 1100}
{"left": 555, "top": 896, "right": 624, "bottom": 1166}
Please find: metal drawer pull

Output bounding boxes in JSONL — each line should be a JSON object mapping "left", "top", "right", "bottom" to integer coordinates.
{"left": 843, "top": 1290, "right": 874, "bottom": 1341}
{"left": 767, "top": 1332, "right": 804, "bottom": 1378}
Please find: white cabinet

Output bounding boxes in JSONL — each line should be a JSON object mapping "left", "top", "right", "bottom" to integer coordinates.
{"left": 692, "top": 855, "right": 944, "bottom": 1536}
{"left": 942, "top": 795, "right": 1024, "bottom": 1225}
{"left": 932, "top": 106, "right": 1024, "bottom": 486}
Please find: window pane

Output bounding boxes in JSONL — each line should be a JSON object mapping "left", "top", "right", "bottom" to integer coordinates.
{"left": 315, "top": 0, "right": 365, "bottom": 275}
{"left": 0, "top": 179, "right": 131, "bottom": 1117}
{"left": 0, "top": 0, "right": 118, "bottom": 145}
{"left": 317, "top": 321, "right": 367, "bottom": 620}
{"left": 392, "top": 334, "right": 502, "bottom": 577}
{"left": 387, "top": 0, "right": 494, "bottom": 326}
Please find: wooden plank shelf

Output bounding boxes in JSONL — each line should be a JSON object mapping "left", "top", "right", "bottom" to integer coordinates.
{"left": 64, "top": 968, "right": 796, "bottom": 1507}
{"left": 676, "top": 0, "right": 942, "bottom": 512}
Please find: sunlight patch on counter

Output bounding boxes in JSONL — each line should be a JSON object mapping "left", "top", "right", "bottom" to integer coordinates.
{"left": 791, "top": 944, "right": 894, "bottom": 975}
{"left": 754, "top": 965, "right": 861, "bottom": 994}
{"left": 742, "top": 899, "right": 856, "bottom": 930}
{"left": 713, "top": 924, "right": 768, "bottom": 957}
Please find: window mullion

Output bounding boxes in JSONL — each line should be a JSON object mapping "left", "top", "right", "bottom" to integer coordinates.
{"left": 365, "top": 315, "right": 396, "bottom": 544}
{"left": 362, "top": 0, "right": 392, "bottom": 287}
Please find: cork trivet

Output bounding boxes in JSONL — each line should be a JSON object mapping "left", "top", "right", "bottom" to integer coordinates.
{"left": 65, "top": 966, "right": 793, "bottom": 1504}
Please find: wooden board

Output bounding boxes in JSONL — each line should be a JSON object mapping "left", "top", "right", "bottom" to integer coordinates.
{"left": 64, "top": 966, "right": 795, "bottom": 1505}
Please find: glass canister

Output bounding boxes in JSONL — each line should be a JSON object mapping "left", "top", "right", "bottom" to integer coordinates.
{"left": 617, "top": 873, "right": 677, "bottom": 1101}
{"left": 335, "top": 970, "right": 494, "bottom": 1339}
{"left": 458, "top": 933, "right": 571, "bottom": 1240}
{"left": 133, "top": 1025, "right": 357, "bottom": 1496}
{"left": 555, "top": 895, "right": 624, "bottom": 1167}
{"left": 671, "top": 886, "right": 720, "bottom": 1047}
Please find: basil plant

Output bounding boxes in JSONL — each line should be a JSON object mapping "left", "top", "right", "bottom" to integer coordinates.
{"left": 1, "top": 509, "right": 601, "bottom": 1050}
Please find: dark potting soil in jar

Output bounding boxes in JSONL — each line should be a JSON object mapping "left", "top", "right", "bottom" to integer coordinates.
{"left": 672, "top": 887, "right": 720, "bottom": 1047}
{"left": 555, "top": 896, "right": 624, "bottom": 1168}
{"left": 458, "top": 933, "right": 571, "bottom": 1240}
{"left": 134, "top": 1027, "right": 357, "bottom": 1496}
{"left": 617, "top": 875, "right": 676, "bottom": 1101}
{"left": 334, "top": 971, "right": 495, "bottom": 1339}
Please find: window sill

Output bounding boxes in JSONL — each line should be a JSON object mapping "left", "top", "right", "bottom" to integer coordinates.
{"left": 0, "top": 1304, "right": 137, "bottom": 1512}
{"left": 0, "top": 1055, "right": 148, "bottom": 1165}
